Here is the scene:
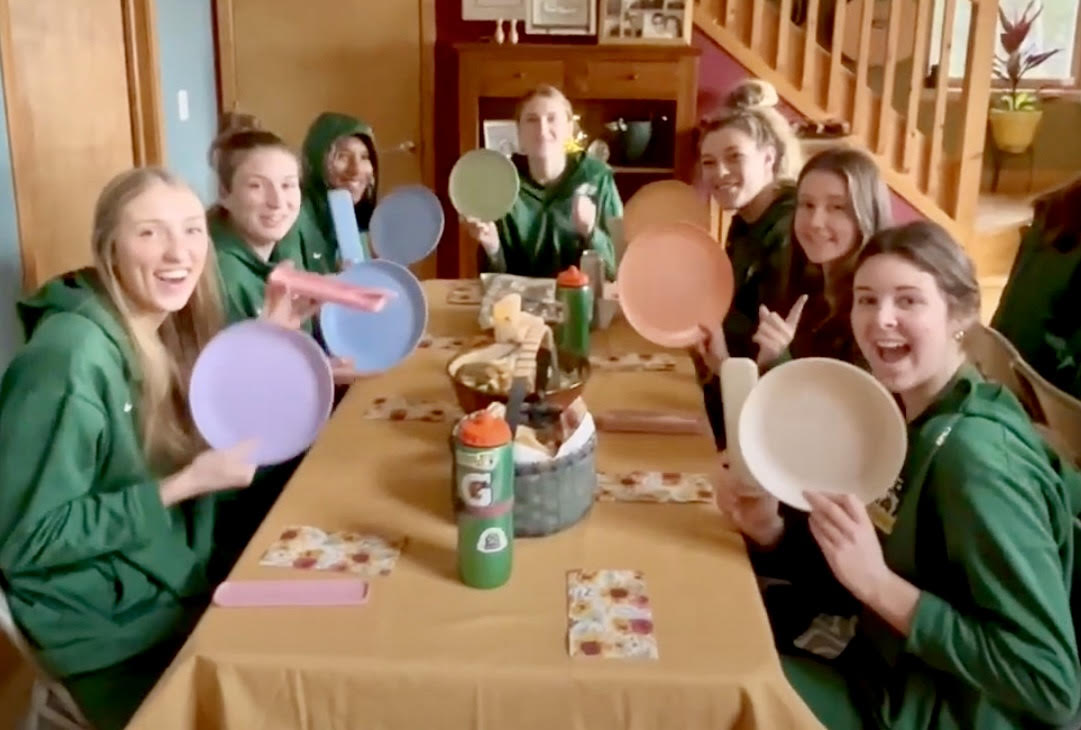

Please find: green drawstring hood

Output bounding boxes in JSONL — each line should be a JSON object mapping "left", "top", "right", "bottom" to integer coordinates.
{"left": 298, "top": 112, "right": 379, "bottom": 271}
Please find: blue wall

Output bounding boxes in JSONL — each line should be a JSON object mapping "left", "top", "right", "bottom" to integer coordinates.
{"left": 0, "top": 60, "right": 23, "bottom": 371}
{"left": 156, "top": 0, "right": 219, "bottom": 204}
{"left": 0, "top": 1, "right": 219, "bottom": 369}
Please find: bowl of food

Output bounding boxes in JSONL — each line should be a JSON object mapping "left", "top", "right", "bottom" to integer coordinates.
{"left": 447, "top": 343, "right": 591, "bottom": 414}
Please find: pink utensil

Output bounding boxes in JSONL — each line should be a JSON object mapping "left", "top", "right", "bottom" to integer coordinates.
{"left": 269, "top": 264, "right": 395, "bottom": 312}
{"left": 212, "top": 579, "right": 370, "bottom": 607}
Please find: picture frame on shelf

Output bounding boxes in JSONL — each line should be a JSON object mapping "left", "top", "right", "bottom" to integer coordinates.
{"left": 461, "top": 0, "right": 526, "bottom": 21}
{"left": 599, "top": 0, "right": 691, "bottom": 44}
{"left": 525, "top": 0, "right": 596, "bottom": 36}
{"left": 483, "top": 120, "right": 520, "bottom": 157}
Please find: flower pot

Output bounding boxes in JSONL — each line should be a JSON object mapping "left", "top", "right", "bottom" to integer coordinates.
{"left": 989, "top": 109, "right": 1043, "bottom": 154}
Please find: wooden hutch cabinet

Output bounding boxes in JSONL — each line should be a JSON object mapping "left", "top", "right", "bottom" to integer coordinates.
{"left": 454, "top": 42, "right": 700, "bottom": 278}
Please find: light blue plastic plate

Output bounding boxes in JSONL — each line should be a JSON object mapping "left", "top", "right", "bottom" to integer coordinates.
{"left": 318, "top": 260, "right": 428, "bottom": 373}
{"left": 369, "top": 185, "right": 445, "bottom": 266}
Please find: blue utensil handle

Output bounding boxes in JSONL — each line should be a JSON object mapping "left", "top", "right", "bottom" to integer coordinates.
{"left": 328, "top": 188, "right": 367, "bottom": 264}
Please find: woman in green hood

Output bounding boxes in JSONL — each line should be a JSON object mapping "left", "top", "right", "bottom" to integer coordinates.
{"left": 465, "top": 85, "right": 621, "bottom": 280}
{"left": 298, "top": 111, "right": 380, "bottom": 272}
{"left": 0, "top": 167, "right": 263, "bottom": 730}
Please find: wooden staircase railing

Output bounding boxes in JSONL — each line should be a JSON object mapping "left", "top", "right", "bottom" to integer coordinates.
{"left": 694, "top": 0, "right": 999, "bottom": 242}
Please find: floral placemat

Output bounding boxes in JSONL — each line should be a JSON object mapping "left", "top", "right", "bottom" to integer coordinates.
{"left": 567, "top": 569, "right": 658, "bottom": 659}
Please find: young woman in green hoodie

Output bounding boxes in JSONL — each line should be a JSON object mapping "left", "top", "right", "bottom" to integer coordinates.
{"left": 716, "top": 221, "right": 1081, "bottom": 729}
{"left": 298, "top": 111, "right": 380, "bottom": 272}
{"left": 207, "top": 119, "right": 357, "bottom": 379}
{"left": 992, "top": 175, "right": 1081, "bottom": 398}
{"left": 209, "top": 121, "right": 315, "bottom": 322}
{"left": 692, "top": 82, "right": 804, "bottom": 450}
{"left": 0, "top": 168, "right": 264, "bottom": 730}
{"left": 466, "top": 84, "right": 621, "bottom": 280}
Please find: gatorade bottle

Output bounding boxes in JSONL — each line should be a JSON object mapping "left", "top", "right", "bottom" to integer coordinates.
{"left": 453, "top": 410, "right": 514, "bottom": 589}
{"left": 556, "top": 266, "right": 592, "bottom": 361}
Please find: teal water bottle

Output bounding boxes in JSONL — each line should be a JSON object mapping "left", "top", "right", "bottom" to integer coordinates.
{"left": 453, "top": 410, "right": 514, "bottom": 588}
{"left": 556, "top": 266, "right": 593, "bottom": 361}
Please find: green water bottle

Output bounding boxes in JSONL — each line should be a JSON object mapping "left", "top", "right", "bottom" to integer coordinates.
{"left": 453, "top": 410, "right": 514, "bottom": 589}
{"left": 556, "top": 266, "right": 593, "bottom": 361}
{"left": 457, "top": 502, "right": 514, "bottom": 589}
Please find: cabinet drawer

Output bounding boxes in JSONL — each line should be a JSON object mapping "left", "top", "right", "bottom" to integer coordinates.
{"left": 575, "top": 61, "right": 676, "bottom": 99}
{"left": 477, "top": 61, "right": 564, "bottom": 97}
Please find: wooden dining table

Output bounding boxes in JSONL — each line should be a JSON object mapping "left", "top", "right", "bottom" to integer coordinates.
{"left": 126, "top": 280, "right": 823, "bottom": 730}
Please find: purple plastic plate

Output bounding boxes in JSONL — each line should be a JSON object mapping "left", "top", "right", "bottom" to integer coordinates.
{"left": 189, "top": 320, "right": 334, "bottom": 466}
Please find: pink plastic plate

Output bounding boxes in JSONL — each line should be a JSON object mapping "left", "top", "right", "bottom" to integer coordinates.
{"left": 622, "top": 180, "right": 712, "bottom": 246}
{"left": 616, "top": 222, "right": 734, "bottom": 348}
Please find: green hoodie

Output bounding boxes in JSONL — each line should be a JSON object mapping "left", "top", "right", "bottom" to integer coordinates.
{"left": 478, "top": 152, "right": 620, "bottom": 280}
{"left": 210, "top": 209, "right": 310, "bottom": 330}
{"left": 0, "top": 271, "right": 219, "bottom": 728}
{"left": 992, "top": 221, "right": 1081, "bottom": 399}
{"left": 298, "top": 112, "right": 379, "bottom": 273}
{"left": 761, "top": 369, "right": 1081, "bottom": 729}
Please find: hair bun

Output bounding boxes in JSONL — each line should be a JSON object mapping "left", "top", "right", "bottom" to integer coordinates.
{"left": 217, "top": 111, "right": 262, "bottom": 135}
{"left": 725, "top": 80, "right": 779, "bottom": 111}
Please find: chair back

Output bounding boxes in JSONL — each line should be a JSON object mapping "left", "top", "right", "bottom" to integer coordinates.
{"left": 963, "top": 324, "right": 1042, "bottom": 418}
{"left": 1014, "top": 356, "right": 1081, "bottom": 467}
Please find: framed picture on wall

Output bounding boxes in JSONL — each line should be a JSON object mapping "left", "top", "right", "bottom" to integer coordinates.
{"left": 599, "top": 0, "right": 691, "bottom": 44}
{"left": 483, "top": 120, "right": 520, "bottom": 157}
{"left": 462, "top": 0, "right": 526, "bottom": 21}
{"left": 525, "top": 0, "right": 597, "bottom": 35}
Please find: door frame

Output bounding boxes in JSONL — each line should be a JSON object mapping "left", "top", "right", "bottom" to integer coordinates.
{"left": 0, "top": 0, "right": 165, "bottom": 289}
{"left": 212, "top": 0, "right": 437, "bottom": 190}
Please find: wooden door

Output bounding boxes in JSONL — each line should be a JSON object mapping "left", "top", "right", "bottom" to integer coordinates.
{"left": 0, "top": 0, "right": 163, "bottom": 289}
{"left": 216, "top": 0, "right": 436, "bottom": 276}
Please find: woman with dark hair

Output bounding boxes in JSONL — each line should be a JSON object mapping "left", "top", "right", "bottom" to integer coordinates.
{"left": 298, "top": 112, "right": 380, "bottom": 272}
{"left": 992, "top": 174, "right": 1081, "bottom": 398}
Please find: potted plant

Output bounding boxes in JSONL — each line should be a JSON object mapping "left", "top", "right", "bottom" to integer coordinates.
{"left": 989, "top": 1, "right": 1061, "bottom": 154}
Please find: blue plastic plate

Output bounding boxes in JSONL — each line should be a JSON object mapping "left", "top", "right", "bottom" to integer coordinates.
{"left": 369, "top": 185, "right": 445, "bottom": 266}
{"left": 318, "top": 260, "right": 428, "bottom": 373}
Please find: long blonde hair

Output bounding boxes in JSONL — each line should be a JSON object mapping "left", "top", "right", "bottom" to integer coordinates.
{"left": 91, "top": 167, "right": 225, "bottom": 471}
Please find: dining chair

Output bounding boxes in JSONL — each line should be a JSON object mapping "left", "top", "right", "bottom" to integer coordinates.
{"left": 0, "top": 588, "right": 89, "bottom": 730}
{"left": 963, "top": 323, "right": 1042, "bottom": 419}
{"left": 1013, "top": 355, "right": 1081, "bottom": 468}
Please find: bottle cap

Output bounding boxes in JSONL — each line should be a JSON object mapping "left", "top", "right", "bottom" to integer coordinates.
{"left": 459, "top": 410, "right": 511, "bottom": 448}
{"left": 557, "top": 266, "right": 589, "bottom": 287}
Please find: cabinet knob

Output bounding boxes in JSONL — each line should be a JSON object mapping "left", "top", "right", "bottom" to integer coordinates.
{"left": 627, "top": 72, "right": 640, "bottom": 80}
{"left": 513, "top": 71, "right": 525, "bottom": 79}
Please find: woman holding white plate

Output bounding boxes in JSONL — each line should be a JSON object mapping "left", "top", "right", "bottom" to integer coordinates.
{"left": 697, "top": 147, "right": 891, "bottom": 450}
{"left": 0, "top": 168, "right": 276, "bottom": 729}
{"left": 716, "top": 221, "right": 1081, "bottom": 729}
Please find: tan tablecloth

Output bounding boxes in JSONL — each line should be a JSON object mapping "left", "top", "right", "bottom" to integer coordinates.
{"left": 127, "top": 281, "right": 822, "bottom": 730}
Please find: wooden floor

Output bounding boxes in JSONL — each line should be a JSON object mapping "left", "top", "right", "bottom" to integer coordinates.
{"left": 971, "top": 191, "right": 1034, "bottom": 326}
